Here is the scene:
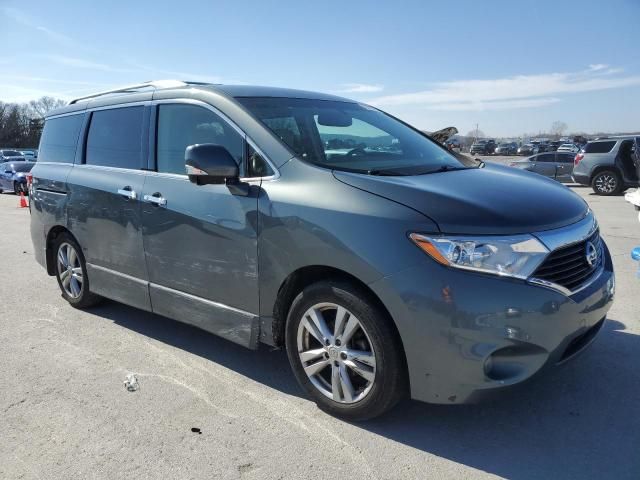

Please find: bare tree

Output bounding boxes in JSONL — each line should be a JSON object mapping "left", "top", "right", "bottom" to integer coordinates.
{"left": 0, "top": 96, "right": 65, "bottom": 147}
{"left": 550, "top": 121, "right": 568, "bottom": 139}
{"left": 466, "top": 129, "right": 485, "bottom": 140}
{"left": 27, "top": 96, "right": 67, "bottom": 119}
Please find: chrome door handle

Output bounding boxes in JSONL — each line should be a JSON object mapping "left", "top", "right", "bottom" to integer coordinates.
{"left": 117, "top": 188, "right": 137, "bottom": 200}
{"left": 143, "top": 194, "right": 167, "bottom": 206}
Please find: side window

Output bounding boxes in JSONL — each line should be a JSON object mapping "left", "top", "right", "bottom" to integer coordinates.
{"left": 537, "top": 153, "right": 554, "bottom": 162}
{"left": 584, "top": 141, "right": 616, "bottom": 154}
{"left": 246, "top": 143, "right": 274, "bottom": 178}
{"left": 156, "top": 104, "right": 243, "bottom": 175}
{"left": 86, "top": 107, "right": 144, "bottom": 169}
{"left": 559, "top": 153, "right": 574, "bottom": 163}
{"left": 38, "top": 114, "right": 84, "bottom": 163}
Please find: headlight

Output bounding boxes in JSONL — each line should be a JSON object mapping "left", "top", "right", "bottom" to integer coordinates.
{"left": 409, "top": 233, "right": 549, "bottom": 279}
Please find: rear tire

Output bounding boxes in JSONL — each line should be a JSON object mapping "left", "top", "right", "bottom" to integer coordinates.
{"left": 285, "top": 280, "right": 406, "bottom": 421}
{"left": 53, "top": 233, "right": 102, "bottom": 309}
{"left": 592, "top": 170, "right": 622, "bottom": 195}
{"left": 14, "top": 182, "right": 26, "bottom": 195}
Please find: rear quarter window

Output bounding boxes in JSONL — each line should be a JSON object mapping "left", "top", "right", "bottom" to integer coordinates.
{"left": 584, "top": 141, "right": 616, "bottom": 154}
{"left": 38, "top": 114, "right": 84, "bottom": 163}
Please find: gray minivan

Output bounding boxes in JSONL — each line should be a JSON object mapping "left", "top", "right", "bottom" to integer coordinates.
{"left": 30, "top": 80, "right": 615, "bottom": 420}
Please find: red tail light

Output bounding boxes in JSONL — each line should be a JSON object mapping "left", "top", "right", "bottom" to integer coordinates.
{"left": 574, "top": 153, "right": 584, "bottom": 165}
{"left": 26, "top": 173, "right": 33, "bottom": 186}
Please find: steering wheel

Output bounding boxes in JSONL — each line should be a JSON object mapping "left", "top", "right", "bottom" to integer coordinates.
{"left": 346, "top": 147, "right": 367, "bottom": 157}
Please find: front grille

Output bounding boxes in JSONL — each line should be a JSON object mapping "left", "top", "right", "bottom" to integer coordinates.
{"left": 532, "top": 230, "right": 603, "bottom": 292}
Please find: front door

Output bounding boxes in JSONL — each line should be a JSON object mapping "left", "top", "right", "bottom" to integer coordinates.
{"left": 66, "top": 105, "right": 151, "bottom": 311}
{"left": 532, "top": 153, "right": 557, "bottom": 178}
{"left": 555, "top": 153, "right": 575, "bottom": 182}
{"left": 141, "top": 102, "right": 261, "bottom": 348}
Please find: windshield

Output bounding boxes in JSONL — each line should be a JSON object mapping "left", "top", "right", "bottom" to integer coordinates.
{"left": 12, "top": 163, "right": 33, "bottom": 172}
{"left": 238, "top": 97, "right": 473, "bottom": 175}
{"left": 2, "top": 150, "right": 22, "bottom": 156}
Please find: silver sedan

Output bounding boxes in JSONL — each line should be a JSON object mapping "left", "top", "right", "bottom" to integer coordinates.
{"left": 509, "top": 151, "right": 577, "bottom": 182}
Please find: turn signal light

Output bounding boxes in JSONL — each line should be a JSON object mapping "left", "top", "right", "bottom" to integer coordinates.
{"left": 409, "top": 234, "right": 449, "bottom": 265}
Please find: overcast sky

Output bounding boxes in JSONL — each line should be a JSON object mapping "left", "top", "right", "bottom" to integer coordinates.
{"left": 1, "top": 0, "right": 638, "bottom": 137}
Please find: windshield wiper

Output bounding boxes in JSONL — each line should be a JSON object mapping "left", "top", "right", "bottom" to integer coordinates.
{"left": 427, "top": 165, "right": 470, "bottom": 174}
{"left": 367, "top": 169, "right": 409, "bottom": 176}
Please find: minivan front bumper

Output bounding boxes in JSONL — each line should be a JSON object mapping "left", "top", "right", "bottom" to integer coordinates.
{"left": 368, "top": 241, "right": 614, "bottom": 404}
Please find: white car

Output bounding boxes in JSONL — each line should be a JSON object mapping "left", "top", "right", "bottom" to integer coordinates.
{"left": 557, "top": 143, "right": 580, "bottom": 153}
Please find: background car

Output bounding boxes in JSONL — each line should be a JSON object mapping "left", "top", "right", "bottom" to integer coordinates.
{"left": 532, "top": 143, "right": 549, "bottom": 154}
{"left": 509, "top": 151, "right": 576, "bottom": 182}
{"left": 557, "top": 143, "right": 580, "bottom": 153}
{"left": 573, "top": 136, "right": 640, "bottom": 195}
{"left": 546, "top": 141, "right": 562, "bottom": 152}
{"left": 0, "top": 161, "right": 34, "bottom": 194}
{"left": 517, "top": 143, "right": 535, "bottom": 155}
{"left": 494, "top": 142, "right": 518, "bottom": 155}
{"left": 469, "top": 139, "right": 496, "bottom": 155}
{"left": 0, "top": 149, "right": 26, "bottom": 162}
{"left": 20, "top": 150, "right": 38, "bottom": 161}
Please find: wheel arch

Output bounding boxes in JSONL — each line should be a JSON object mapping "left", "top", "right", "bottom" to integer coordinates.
{"left": 45, "top": 225, "right": 75, "bottom": 276}
{"left": 590, "top": 164, "right": 622, "bottom": 181}
{"left": 271, "top": 265, "right": 408, "bottom": 375}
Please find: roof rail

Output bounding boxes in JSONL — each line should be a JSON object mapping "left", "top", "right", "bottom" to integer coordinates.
{"left": 68, "top": 79, "right": 209, "bottom": 104}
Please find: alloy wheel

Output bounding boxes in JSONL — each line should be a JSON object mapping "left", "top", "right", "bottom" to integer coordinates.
{"left": 296, "top": 302, "right": 376, "bottom": 404}
{"left": 595, "top": 174, "right": 617, "bottom": 194}
{"left": 57, "top": 242, "right": 84, "bottom": 298}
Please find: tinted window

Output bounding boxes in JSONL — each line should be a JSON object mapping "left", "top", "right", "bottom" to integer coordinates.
{"left": 2, "top": 150, "right": 22, "bottom": 156}
{"left": 38, "top": 114, "right": 84, "bottom": 163}
{"left": 584, "top": 141, "right": 616, "bottom": 154}
{"left": 13, "top": 163, "right": 33, "bottom": 172}
{"left": 246, "top": 143, "right": 274, "bottom": 178}
{"left": 86, "top": 107, "right": 143, "bottom": 168}
{"left": 238, "top": 97, "right": 474, "bottom": 175}
{"left": 156, "top": 104, "right": 243, "bottom": 175}
{"left": 558, "top": 153, "right": 575, "bottom": 163}
{"left": 537, "top": 153, "right": 554, "bottom": 162}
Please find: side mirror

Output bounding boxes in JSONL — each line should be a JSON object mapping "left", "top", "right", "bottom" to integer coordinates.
{"left": 185, "top": 144, "right": 239, "bottom": 186}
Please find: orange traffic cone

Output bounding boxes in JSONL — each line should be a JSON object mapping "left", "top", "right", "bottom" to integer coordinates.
{"left": 18, "top": 191, "right": 28, "bottom": 208}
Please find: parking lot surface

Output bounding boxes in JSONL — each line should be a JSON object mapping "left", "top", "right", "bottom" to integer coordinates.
{"left": 1, "top": 185, "right": 638, "bottom": 480}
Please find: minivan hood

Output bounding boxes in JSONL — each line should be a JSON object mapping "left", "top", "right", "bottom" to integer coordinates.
{"left": 333, "top": 163, "right": 588, "bottom": 234}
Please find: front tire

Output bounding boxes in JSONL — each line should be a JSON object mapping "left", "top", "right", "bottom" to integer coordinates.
{"left": 285, "top": 281, "right": 406, "bottom": 421}
{"left": 592, "top": 170, "right": 622, "bottom": 195}
{"left": 53, "top": 233, "right": 102, "bottom": 309}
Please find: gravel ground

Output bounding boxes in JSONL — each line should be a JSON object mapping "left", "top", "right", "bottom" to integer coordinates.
{"left": 0, "top": 183, "right": 638, "bottom": 480}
